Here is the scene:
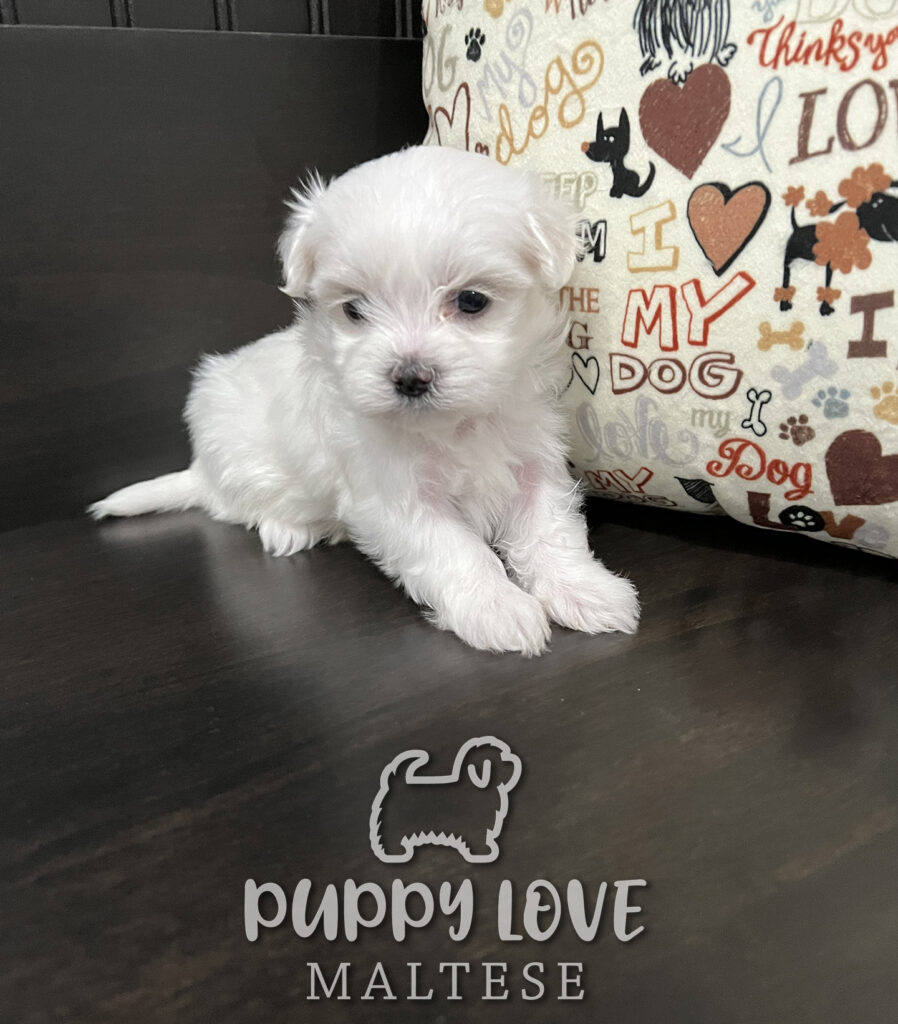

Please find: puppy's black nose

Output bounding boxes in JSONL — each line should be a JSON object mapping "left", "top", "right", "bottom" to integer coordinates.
{"left": 392, "top": 361, "right": 434, "bottom": 398}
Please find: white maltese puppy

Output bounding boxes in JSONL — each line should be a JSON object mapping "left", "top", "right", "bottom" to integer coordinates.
{"left": 90, "top": 146, "right": 639, "bottom": 654}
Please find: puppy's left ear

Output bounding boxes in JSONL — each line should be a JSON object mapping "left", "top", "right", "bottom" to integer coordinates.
{"left": 278, "top": 171, "right": 328, "bottom": 299}
{"left": 524, "top": 185, "right": 580, "bottom": 292}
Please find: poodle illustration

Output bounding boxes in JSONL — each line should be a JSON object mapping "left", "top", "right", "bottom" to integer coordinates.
{"left": 369, "top": 736, "right": 522, "bottom": 863}
{"left": 778, "top": 166, "right": 898, "bottom": 317}
{"left": 582, "top": 109, "right": 655, "bottom": 199}
{"left": 634, "top": 0, "right": 737, "bottom": 84}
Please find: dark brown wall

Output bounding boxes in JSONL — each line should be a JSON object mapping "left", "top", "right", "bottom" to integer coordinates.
{"left": 0, "top": 26, "right": 427, "bottom": 531}
{"left": 0, "top": 0, "right": 423, "bottom": 37}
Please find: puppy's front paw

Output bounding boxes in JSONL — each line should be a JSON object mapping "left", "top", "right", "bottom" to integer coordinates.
{"left": 433, "top": 582, "right": 551, "bottom": 657}
{"left": 534, "top": 562, "right": 640, "bottom": 636}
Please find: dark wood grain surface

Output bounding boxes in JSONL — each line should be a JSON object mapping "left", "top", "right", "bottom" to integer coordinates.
{"left": 1, "top": 25, "right": 896, "bottom": 1024}
{"left": 3, "top": 504, "right": 896, "bottom": 1023}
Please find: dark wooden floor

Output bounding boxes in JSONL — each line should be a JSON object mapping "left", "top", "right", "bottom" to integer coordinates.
{"left": 2, "top": 500, "right": 896, "bottom": 1023}
{"left": 2, "top": 24, "right": 897, "bottom": 1024}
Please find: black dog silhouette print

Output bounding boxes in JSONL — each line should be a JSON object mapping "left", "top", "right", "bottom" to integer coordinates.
{"left": 582, "top": 109, "right": 655, "bottom": 199}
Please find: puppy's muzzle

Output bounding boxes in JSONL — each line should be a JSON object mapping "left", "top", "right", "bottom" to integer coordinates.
{"left": 392, "top": 360, "right": 435, "bottom": 399}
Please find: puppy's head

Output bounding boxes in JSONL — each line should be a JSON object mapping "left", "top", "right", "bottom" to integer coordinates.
{"left": 279, "top": 147, "right": 578, "bottom": 424}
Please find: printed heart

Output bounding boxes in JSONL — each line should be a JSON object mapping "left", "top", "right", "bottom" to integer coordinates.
{"left": 639, "top": 64, "right": 731, "bottom": 179}
{"left": 688, "top": 182, "right": 771, "bottom": 275}
{"left": 572, "top": 353, "right": 600, "bottom": 394}
{"left": 825, "top": 430, "right": 898, "bottom": 506}
{"left": 430, "top": 82, "right": 471, "bottom": 151}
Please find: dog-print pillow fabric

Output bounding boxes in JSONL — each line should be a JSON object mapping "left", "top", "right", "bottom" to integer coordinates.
{"left": 422, "top": 0, "right": 898, "bottom": 559}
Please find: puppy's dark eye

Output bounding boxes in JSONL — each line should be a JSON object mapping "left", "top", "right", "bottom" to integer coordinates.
{"left": 456, "top": 290, "right": 490, "bottom": 315}
{"left": 342, "top": 300, "right": 365, "bottom": 322}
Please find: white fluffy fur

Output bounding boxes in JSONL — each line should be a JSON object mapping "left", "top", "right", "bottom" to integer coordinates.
{"left": 90, "top": 146, "right": 639, "bottom": 654}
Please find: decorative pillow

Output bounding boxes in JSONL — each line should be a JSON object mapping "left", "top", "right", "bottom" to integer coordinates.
{"left": 422, "top": 0, "right": 898, "bottom": 559}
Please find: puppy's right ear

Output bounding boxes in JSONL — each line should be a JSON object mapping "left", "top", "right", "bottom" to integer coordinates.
{"left": 278, "top": 172, "right": 328, "bottom": 299}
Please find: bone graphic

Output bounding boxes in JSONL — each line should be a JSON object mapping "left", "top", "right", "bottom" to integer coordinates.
{"left": 741, "top": 387, "right": 772, "bottom": 437}
{"left": 770, "top": 342, "right": 838, "bottom": 401}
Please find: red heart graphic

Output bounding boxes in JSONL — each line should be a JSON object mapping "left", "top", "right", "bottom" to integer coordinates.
{"left": 825, "top": 430, "right": 898, "bottom": 506}
{"left": 638, "top": 64, "right": 731, "bottom": 179}
{"left": 429, "top": 82, "right": 471, "bottom": 151}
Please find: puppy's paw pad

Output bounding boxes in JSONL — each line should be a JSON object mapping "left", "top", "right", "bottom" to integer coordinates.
{"left": 258, "top": 520, "right": 316, "bottom": 557}
{"left": 538, "top": 567, "right": 640, "bottom": 635}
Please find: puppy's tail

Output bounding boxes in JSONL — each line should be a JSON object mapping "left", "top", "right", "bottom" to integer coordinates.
{"left": 88, "top": 466, "right": 203, "bottom": 520}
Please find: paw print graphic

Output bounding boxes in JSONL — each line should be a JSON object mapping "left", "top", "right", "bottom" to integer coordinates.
{"left": 778, "top": 414, "right": 816, "bottom": 446}
{"left": 465, "top": 27, "right": 485, "bottom": 62}
{"left": 812, "top": 386, "right": 851, "bottom": 419}
{"left": 778, "top": 506, "right": 825, "bottom": 531}
{"left": 871, "top": 381, "right": 898, "bottom": 425}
